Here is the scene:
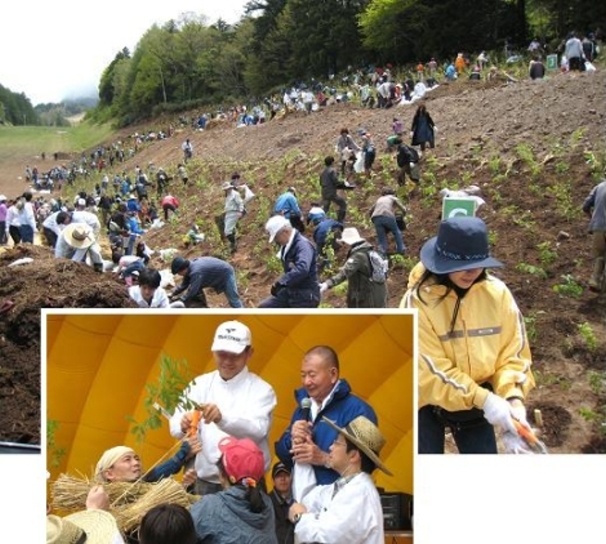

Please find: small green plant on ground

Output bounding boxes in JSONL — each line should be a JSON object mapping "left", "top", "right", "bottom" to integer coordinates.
{"left": 587, "top": 371, "right": 606, "bottom": 395}
{"left": 523, "top": 314, "right": 537, "bottom": 342}
{"left": 577, "top": 322, "right": 598, "bottom": 352}
{"left": 515, "top": 143, "right": 542, "bottom": 178}
{"left": 266, "top": 254, "right": 282, "bottom": 275}
{"left": 554, "top": 160, "right": 570, "bottom": 174}
{"left": 128, "top": 354, "right": 197, "bottom": 443}
{"left": 516, "top": 262, "right": 548, "bottom": 280}
{"left": 533, "top": 369, "right": 572, "bottom": 390}
{"left": 546, "top": 180, "right": 581, "bottom": 221}
{"left": 488, "top": 155, "right": 502, "bottom": 176}
{"left": 512, "top": 211, "right": 535, "bottom": 230}
{"left": 537, "top": 241, "right": 557, "bottom": 268}
{"left": 552, "top": 275, "right": 584, "bottom": 299}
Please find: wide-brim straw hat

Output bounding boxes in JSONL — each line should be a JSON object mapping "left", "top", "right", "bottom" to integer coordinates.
{"left": 47, "top": 510, "right": 122, "bottom": 544}
{"left": 62, "top": 223, "right": 96, "bottom": 249}
{"left": 323, "top": 416, "right": 392, "bottom": 475}
{"left": 420, "top": 216, "right": 503, "bottom": 274}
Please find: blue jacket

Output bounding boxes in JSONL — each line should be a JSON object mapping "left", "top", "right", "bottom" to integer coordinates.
{"left": 273, "top": 192, "right": 301, "bottom": 219}
{"left": 313, "top": 218, "right": 343, "bottom": 248}
{"left": 172, "top": 256, "right": 235, "bottom": 302}
{"left": 274, "top": 380, "right": 377, "bottom": 485}
{"left": 278, "top": 232, "right": 318, "bottom": 291}
{"left": 143, "top": 441, "right": 190, "bottom": 482}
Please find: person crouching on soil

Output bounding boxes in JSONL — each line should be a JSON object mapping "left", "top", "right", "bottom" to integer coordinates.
{"left": 400, "top": 216, "right": 536, "bottom": 454}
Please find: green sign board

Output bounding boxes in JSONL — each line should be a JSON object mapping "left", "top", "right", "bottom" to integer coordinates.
{"left": 442, "top": 196, "right": 478, "bottom": 220}
{"left": 546, "top": 54, "right": 558, "bottom": 71}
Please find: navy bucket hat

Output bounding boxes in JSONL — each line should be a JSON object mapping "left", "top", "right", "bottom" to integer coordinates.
{"left": 420, "top": 216, "right": 503, "bottom": 274}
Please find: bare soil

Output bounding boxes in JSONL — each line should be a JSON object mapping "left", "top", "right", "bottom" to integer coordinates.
{"left": 0, "top": 69, "right": 605, "bottom": 452}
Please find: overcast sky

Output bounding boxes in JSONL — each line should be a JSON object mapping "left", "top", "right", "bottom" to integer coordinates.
{"left": 1, "top": 1, "right": 249, "bottom": 105}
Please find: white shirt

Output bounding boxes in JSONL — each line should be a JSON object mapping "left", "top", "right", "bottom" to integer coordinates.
{"left": 42, "top": 211, "right": 65, "bottom": 237}
{"left": 6, "top": 205, "right": 21, "bottom": 228}
{"left": 18, "top": 201, "right": 36, "bottom": 229}
{"left": 169, "top": 367, "right": 277, "bottom": 483}
{"left": 128, "top": 285, "right": 171, "bottom": 308}
{"left": 71, "top": 210, "right": 101, "bottom": 236}
{"left": 296, "top": 472, "right": 385, "bottom": 544}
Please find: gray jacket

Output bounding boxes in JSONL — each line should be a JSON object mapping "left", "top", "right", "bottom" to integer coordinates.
{"left": 327, "top": 241, "right": 387, "bottom": 308}
{"left": 582, "top": 179, "right": 606, "bottom": 232}
{"left": 191, "top": 486, "right": 278, "bottom": 544}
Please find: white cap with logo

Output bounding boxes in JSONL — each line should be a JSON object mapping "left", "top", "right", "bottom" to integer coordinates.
{"left": 211, "top": 320, "right": 252, "bottom": 354}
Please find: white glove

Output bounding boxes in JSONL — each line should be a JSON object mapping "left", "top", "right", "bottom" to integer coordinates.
{"left": 510, "top": 403, "right": 530, "bottom": 429}
{"left": 409, "top": 131, "right": 414, "bottom": 139}
{"left": 433, "top": 126, "right": 438, "bottom": 133}
{"left": 482, "top": 393, "right": 518, "bottom": 435}
{"left": 501, "top": 431, "right": 534, "bottom": 454}
{"left": 319, "top": 282, "right": 329, "bottom": 294}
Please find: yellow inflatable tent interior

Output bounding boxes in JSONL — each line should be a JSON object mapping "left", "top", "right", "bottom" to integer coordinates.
{"left": 45, "top": 310, "right": 414, "bottom": 497}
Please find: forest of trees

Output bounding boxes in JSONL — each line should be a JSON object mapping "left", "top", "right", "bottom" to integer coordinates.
{"left": 4, "top": 0, "right": 600, "bottom": 127}
{"left": 0, "top": 84, "right": 40, "bottom": 126}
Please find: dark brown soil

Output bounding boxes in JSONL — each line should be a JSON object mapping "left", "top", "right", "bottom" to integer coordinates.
{"left": 0, "top": 246, "right": 136, "bottom": 444}
{"left": 0, "top": 69, "right": 605, "bottom": 452}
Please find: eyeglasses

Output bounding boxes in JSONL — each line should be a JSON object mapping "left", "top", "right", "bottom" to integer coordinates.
{"left": 332, "top": 439, "right": 347, "bottom": 448}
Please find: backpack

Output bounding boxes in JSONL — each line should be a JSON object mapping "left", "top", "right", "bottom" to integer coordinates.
{"left": 367, "top": 249, "right": 389, "bottom": 283}
{"left": 397, "top": 144, "right": 419, "bottom": 167}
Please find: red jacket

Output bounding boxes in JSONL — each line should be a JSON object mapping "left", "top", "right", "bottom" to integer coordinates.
{"left": 161, "top": 195, "right": 179, "bottom": 208}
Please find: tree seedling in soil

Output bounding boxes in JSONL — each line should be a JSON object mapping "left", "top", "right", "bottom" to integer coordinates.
{"left": 577, "top": 322, "right": 598, "bottom": 352}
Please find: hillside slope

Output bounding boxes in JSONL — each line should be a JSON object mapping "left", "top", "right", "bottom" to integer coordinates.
{"left": 0, "top": 69, "right": 605, "bottom": 452}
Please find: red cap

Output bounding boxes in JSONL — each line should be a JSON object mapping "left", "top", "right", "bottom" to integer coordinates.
{"left": 218, "top": 437, "right": 265, "bottom": 483}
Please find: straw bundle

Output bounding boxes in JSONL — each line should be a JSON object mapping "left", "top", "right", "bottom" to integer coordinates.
{"left": 51, "top": 474, "right": 201, "bottom": 533}
{"left": 52, "top": 474, "right": 152, "bottom": 512}
{"left": 115, "top": 478, "right": 196, "bottom": 533}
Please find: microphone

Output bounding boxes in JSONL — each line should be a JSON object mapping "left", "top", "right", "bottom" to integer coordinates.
{"left": 300, "top": 397, "right": 311, "bottom": 421}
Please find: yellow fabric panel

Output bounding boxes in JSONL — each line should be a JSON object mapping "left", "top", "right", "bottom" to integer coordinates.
{"left": 46, "top": 311, "right": 414, "bottom": 496}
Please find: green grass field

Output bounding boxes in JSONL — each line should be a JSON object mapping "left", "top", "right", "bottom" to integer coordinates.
{"left": 0, "top": 122, "right": 114, "bottom": 164}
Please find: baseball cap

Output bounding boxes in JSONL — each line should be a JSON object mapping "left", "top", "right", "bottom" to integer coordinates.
{"left": 211, "top": 320, "right": 251, "bottom": 354}
{"left": 271, "top": 462, "right": 291, "bottom": 478}
{"left": 265, "top": 215, "right": 290, "bottom": 243}
{"left": 218, "top": 436, "right": 265, "bottom": 483}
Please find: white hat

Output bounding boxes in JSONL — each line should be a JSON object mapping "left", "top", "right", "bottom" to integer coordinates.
{"left": 62, "top": 223, "right": 96, "bottom": 249}
{"left": 0, "top": 195, "right": 6, "bottom": 201}
{"left": 341, "top": 227, "right": 364, "bottom": 245}
{"left": 95, "top": 445, "right": 135, "bottom": 481}
{"left": 211, "top": 320, "right": 251, "bottom": 354}
{"left": 265, "top": 215, "right": 291, "bottom": 242}
{"left": 47, "top": 510, "right": 122, "bottom": 544}
{"left": 76, "top": 198, "right": 86, "bottom": 207}
{"left": 221, "top": 181, "right": 234, "bottom": 190}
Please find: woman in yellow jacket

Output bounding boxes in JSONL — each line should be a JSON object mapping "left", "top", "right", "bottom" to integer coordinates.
{"left": 400, "top": 216, "right": 535, "bottom": 453}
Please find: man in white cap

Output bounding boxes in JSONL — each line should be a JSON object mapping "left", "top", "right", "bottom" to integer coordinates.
{"left": 54, "top": 222, "right": 104, "bottom": 271}
{"left": 169, "top": 320, "right": 277, "bottom": 495}
{"left": 288, "top": 415, "right": 390, "bottom": 544}
{"left": 258, "top": 215, "right": 320, "bottom": 308}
